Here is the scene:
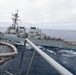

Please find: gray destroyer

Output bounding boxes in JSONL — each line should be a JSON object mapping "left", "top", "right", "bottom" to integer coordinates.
{"left": 0, "top": 10, "right": 76, "bottom": 49}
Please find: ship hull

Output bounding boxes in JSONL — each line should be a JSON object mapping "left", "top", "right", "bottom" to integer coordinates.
{"left": 0, "top": 34, "right": 76, "bottom": 49}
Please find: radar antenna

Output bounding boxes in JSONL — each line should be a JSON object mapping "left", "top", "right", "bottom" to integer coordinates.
{"left": 12, "top": 10, "right": 20, "bottom": 29}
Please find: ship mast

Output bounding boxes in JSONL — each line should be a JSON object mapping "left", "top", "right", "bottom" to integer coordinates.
{"left": 12, "top": 10, "right": 19, "bottom": 29}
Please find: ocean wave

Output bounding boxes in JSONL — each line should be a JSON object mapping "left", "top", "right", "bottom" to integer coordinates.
{"left": 58, "top": 49, "right": 76, "bottom": 54}
{"left": 58, "top": 49, "right": 76, "bottom": 57}
{"left": 37, "top": 46, "right": 45, "bottom": 50}
{"left": 25, "top": 44, "right": 45, "bottom": 50}
{"left": 47, "top": 49, "right": 56, "bottom": 55}
{"left": 62, "top": 60, "right": 68, "bottom": 64}
{"left": 26, "top": 43, "right": 32, "bottom": 49}
{"left": 62, "top": 54, "right": 76, "bottom": 57}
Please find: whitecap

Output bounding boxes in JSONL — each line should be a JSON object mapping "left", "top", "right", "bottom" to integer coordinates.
{"left": 63, "top": 61, "right": 68, "bottom": 64}
{"left": 25, "top": 43, "right": 32, "bottom": 49}
{"left": 62, "top": 53, "right": 76, "bottom": 57}
{"left": 37, "top": 46, "right": 45, "bottom": 50}
{"left": 58, "top": 49, "right": 76, "bottom": 55}
{"left": 47, "top": 49, "right": 56, "bottom": 55}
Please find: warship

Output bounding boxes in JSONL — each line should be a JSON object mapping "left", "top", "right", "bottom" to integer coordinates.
{"left": 0, "top": 10, "right": 76, "bottom": 49}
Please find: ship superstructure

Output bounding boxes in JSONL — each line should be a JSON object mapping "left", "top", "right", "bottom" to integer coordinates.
{"left": 6, "top": 10, "right": 19, "bottom": 34}
{"left": 28, "top": 27, "right": 46, "bottom": 39}
{"left": 6, "top": 10, "right": 26, "bottom": 37}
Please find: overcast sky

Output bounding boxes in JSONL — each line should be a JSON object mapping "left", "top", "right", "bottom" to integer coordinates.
{"left": 0, "top": 0, "right": 76, "bottom": 30}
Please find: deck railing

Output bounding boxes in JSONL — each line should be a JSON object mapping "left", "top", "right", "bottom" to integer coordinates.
{"left": 25, "top": 38, "right": 73, "bottom": 75}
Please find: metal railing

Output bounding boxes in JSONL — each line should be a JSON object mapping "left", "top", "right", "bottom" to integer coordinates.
{"left": 25, "top": 38, "right": 73, "bottom": 75}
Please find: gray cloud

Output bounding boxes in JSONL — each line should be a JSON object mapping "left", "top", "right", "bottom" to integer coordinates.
{"left": 0, "top": 0, "right": 76, "bottom": 29}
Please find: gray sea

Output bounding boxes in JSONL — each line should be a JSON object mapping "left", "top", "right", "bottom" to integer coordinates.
{"left": 0, "top": 27, "right": 76, "bottom": 75}
{"left": 42, "top": 29, "right": 76, "bottom": 41}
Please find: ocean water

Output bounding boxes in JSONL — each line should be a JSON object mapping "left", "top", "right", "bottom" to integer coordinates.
{"left": 42, "top": 29, "right": 76, "bottom": 41}
{"left": 1, "top": 45, "right": 76, "bottom": 75}
{"left": 0, "top": 27, "right": 76, "bottom": 75}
